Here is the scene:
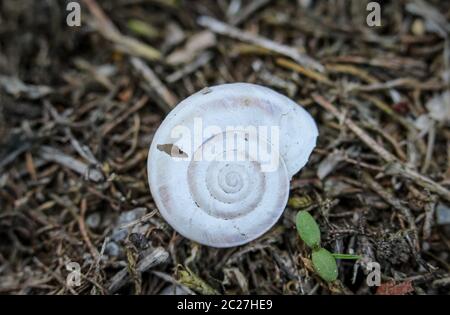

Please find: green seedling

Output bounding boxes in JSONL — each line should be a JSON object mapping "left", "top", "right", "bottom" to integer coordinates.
{"left": 295, "top": 211, "right": 320, "bottom": 248}
{"left": 296, "top": 210, "right": 361, "bottom": 282}
{"left": 331, "top": 253, "right": 362, "bottom": 260}
{"left": 312, "top": 248, "right": 338, "bottom": 283}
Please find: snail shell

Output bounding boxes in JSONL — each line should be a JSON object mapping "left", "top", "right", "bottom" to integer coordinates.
{"left": 147, "top": 83, "right": 318, "bottom": 247}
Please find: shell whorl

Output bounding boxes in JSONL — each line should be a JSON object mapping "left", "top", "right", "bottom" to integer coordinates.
{"left": 188, "top": 131, "right": 273, "bottom": 220}
{"left": 147, "top": 83, "right": 318, "bottom": 247}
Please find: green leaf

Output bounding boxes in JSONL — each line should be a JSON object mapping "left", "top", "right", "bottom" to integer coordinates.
{"left": 288, "top": 195, "right": 312, "bottom": 209}
{"left": 296, "top": 211, "right": 321, "bottom": 248}
{"left": 127, "top": 19, "right": 158, "bottom": 39}
{"left": 312, "top": 248, "right": 338, "bottom": 282}
{"left": 331, "top": 253, "right": 362, "bottom": 260}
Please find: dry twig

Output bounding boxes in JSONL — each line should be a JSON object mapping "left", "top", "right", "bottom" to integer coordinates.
{"left": 198, "top": 15, "right": 324, "bottom": 72}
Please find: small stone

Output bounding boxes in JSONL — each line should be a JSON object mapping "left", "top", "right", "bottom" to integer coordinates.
{"left": 86, "top": 212, "right": 101, "bottom": 229}
{"left": 436, "top": 203, "right": 450, "bottom": 225}
{"left": 111, "top": 208, "right": 148, "bottom": 242}
{"left": 117, "top": 207, "right": 147, "bottom": 225}
{"left": 426, "top": 92, "right": 450, "bottom": 123}
{"left": 411, "top": 19, "right": 425, "bottom": 36}
{"left": 111, "top": 229, "right": 128, "bottom": 242}
{"left": 105, "top": 241, "right": 120, "bottom": 257}
{"left": 160, "top": 284, "right": 189, "bottom": 295}
{"left": 298, "top": 0, "right": 313, "bottom": 9}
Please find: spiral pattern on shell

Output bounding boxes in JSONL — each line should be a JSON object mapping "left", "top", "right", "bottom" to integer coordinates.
{"left": 148, "top": 83, "right": 318, "bottom": 247}
{"left": 188, "top": 130, "right": 277, "bottom": 221}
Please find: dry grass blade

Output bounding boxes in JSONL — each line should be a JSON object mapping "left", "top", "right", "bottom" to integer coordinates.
{"left": 82, "top": 0, "right": 161, "bottom": 61}
{"left": 130, "top": 57, "right": 178, "bottom": 111}
{"left": 198, "top": 15, "right": 324, "bottom": 72}
{"left": 313, "top": 94, "right": 450, "bottom": 202}
{"left": 108, "top": 247, "right": 169, "bottom": 293}
{"left": 39, "top": 146, "right": 104, "bottom": 182}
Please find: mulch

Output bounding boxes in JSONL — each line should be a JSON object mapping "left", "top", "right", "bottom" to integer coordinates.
{"left": 0, "top": 0, "right": 449, "bottom": 294}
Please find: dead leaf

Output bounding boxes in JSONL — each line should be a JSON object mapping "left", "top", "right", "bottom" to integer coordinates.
{"left": 376, "top": 280, "right": 414, "bottom": 295}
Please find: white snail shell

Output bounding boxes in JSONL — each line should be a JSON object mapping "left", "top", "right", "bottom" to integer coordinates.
{"left": 147, "top": 83, "right": 318, "bottom": 247}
